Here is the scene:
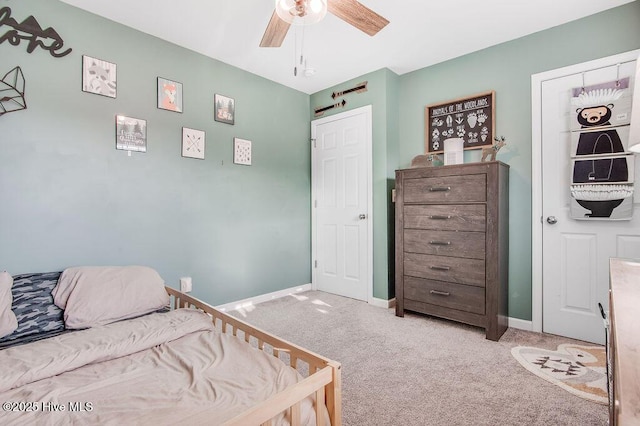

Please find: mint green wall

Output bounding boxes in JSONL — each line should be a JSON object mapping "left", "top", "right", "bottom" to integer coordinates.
{"left": 311, "top": 2, "right": 639, "bottom": 318}
{"left": 310, "top": 68, "right": 399, "bottom": 299}
{"left": 397, "top": 2, "right": 640, "bottom": 320}
{"left": 0, "top": 0, "right": 311, "bottom": 305}
{"left": 3, "top": 0, "right": 638, "bottom": 315}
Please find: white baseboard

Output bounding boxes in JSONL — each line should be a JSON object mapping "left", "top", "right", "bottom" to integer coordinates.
{"left": 370, "top": 297, "right": 396, "bottom": 309}
{"left": 508, "top": 316, "right": 533, "bottom": 331}
{"left": 218, "top": 285, "right": 397, "bottom": 312}
{"left": 216, "top": 284, "right": 312, "bottom": 312}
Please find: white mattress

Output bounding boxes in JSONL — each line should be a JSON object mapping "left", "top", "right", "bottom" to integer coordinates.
{"left": 0, "top": 309, "right": 322, "bottom": 425}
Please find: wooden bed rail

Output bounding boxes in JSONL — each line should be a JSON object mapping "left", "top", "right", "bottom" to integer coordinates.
{"left": 165, "top": 286, "right": 342, "bottom": 426}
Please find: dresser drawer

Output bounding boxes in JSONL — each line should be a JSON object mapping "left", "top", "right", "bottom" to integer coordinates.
{"left": 403, "top": 204, "right": 486, "bottom": 232}
{"left": 403, "top": 174, "right": 486, "bottom": 203}
{"left": 404, "top": 253, "right": 485, "bottom": 287}
{"left": 396, "top": 162, "right": 509, "bottom": 341}
{"left": 404, "top": 229, "right": 485, "bottom": 259}
{"left": 404, "top": 276, "right": 485, "bottom": 315}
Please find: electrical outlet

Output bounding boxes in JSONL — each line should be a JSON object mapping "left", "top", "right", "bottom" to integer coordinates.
{"left": 180, "top": 277, "right": 192, "bottom": 293}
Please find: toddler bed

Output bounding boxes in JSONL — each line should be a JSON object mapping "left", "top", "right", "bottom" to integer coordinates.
{"left": 0, "top": 267, "right": 341, "bottom": 425}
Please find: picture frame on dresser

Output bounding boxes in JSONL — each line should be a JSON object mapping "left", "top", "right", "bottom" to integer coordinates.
{"left": 394, "top": 161, "right": 509, "bottom": 341}
{"left": 425, "top": 90, "right": 495, "bottom": 154}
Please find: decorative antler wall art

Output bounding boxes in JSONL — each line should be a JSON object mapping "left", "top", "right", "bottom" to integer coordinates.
{"left": 0, "top": 66, "right": 26, "bottom": 116}
{"left": 0, "top": 7, "right": 72, "bottom": 58}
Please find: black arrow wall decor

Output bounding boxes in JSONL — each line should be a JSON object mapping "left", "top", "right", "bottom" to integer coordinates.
{"left": 331, "top": 81, "right": 368, "bottom": 100}
{"left": 314, "top": 99, "right": 347, "bottom": 117}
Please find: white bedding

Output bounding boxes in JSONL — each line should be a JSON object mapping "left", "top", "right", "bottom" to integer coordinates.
{"left": 0, "top": 309, "right": 321, "bottom": 425}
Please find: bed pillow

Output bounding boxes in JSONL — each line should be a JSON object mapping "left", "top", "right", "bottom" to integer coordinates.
{"left": 52, "top": 266, "right": 170, "bottom": 329}
{"left": 0, "top": 271, "right": 65, "bottom": 346}
{"left": 0, "top": 271, "right": 18, "bottom": 338}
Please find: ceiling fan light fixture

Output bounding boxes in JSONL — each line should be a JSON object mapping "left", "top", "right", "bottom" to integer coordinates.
{"left": 275, "top": 0, "right": 327, "bottom": 25}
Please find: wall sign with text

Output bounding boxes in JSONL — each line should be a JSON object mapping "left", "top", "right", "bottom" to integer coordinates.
{"left": 425, "top": 91, "right": 495, "bottom": 153}
{"left": 0, "top": 7, "right": 72, "bottom": 58}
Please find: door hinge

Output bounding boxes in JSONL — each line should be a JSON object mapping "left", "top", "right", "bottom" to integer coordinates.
{"left": 314, "top": 199, "right": 317, "bottom": 208}
{"left": 314, "top": 260, "right": 318, "bottom": 268}
{"left": 311, "top": 138, "right": 316, "bottom": 148}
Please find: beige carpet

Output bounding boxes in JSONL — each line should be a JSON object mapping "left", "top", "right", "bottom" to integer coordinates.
{"left": 230, "top": 290, "right": 608, "bottom": 425}
{"left": 511, "top": 344, "right": 607, "bottom": 404}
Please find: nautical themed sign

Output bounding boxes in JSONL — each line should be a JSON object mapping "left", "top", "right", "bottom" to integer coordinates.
{"left": 425, "top": 91, "right": 495, "bottom": 153}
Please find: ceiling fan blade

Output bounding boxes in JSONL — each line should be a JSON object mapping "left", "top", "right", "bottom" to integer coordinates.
{"left": 260, "top": 10, "right": 291, "bottom": 47}
{"left": 328, "top": 0, "right": 389, "bottom": 36}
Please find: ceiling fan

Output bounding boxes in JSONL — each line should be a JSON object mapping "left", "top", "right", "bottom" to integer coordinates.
{"left": 260, "top": 0, "right": 389, "bottom": 47}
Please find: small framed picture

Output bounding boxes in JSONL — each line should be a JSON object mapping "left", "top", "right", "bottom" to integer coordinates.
{"left": 116, "top": 115, "right": 147, "bottom": 152}
{"left": 182, "top": 127, "right": 205, "bottom": 160}
{"left": 214, "top": 93, "right": 235, "bottom": 125}
{"left": 82, "top": 55, "right": 117, "bottom": 98}
{"left": 157, "top": 77, "right": 183, "bottom": 113}
{"left": 233, "top": 138, "right": 252, "bottom": 165}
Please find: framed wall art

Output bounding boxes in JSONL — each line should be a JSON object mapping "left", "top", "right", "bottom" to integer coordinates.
{"left": 82, "top": 55, "right": 116, "bottom": 98}
{"left": 425, "top": 90, "right": 495, "bottom": 153}
{"left": 233, "top": 138, "right": 251, "bottom": 165}
{"left": 157, "top": 77, "right": 183, "bottom": 113}
{"left": 182, "top": 127, "right": 205, "bottom": 159}
{"left": 214, "top": 93, "right": 235, "bottom": 125}
{"left": 115, "top": 115, "right": 147, "bottom": 152}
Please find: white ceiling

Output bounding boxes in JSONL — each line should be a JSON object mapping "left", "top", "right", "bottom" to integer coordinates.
{"left": 59, "top": 0, "right": 634, "bottom": 94}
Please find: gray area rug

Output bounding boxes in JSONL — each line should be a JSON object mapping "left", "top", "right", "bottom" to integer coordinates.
{"left": 230, "top": 290, "right": 607, "bottom": 426}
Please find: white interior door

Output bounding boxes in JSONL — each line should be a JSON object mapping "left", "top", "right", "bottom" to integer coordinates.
{"left": 538, "top": 54, "right": 639, "bottom": 344}
{"left": 311, "top": 105, "right": 372, "bottom": 302}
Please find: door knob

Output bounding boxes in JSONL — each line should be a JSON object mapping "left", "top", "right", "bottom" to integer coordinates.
{"left": 359, "top": 214, "right": 367, "bottom": 220}
{"left": 546, "top": 216, "right": 558, "bottom": 225}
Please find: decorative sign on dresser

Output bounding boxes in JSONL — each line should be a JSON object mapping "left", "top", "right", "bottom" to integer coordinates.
{"left": 394, "top": 161, "right": 509, "bottom": 341}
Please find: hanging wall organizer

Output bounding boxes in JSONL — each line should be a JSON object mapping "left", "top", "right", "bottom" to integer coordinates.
{"left": 569, "top": 74, "right": 634, "bottom": 220}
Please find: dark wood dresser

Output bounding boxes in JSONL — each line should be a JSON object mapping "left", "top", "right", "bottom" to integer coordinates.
{"left": 394, "top": 161, "right": 509, "bottom": 341}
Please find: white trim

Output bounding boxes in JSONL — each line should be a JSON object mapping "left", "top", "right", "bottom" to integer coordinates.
{"left": 508, "top": 317, "right": 533, "bottom": 332}
{"left": 216, "top": 283, "right": 312, "bottom": 312}
{"left": 530, "top": 49, "right": 640, "bottom": 334}
{"left": 370, "top": 297, "right": 396, "bottom": 309}
{"left": 310, "top": 105, "right": 374, "bottom": 303}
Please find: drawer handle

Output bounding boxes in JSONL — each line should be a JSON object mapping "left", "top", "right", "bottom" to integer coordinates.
{"left": 430, "top": 290, "right": 451, "bottom": 297}
{"left": 429, "top": 215, "right": 452, "bottom": 220}
{"left": 429, "top": 186, "right": 451, "bottom": 192}
{"left": 429, "top": 240, "right": 451, "bottom": 246}
{"left": 429, "top": 265, "right": 451, "bottom": 271}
